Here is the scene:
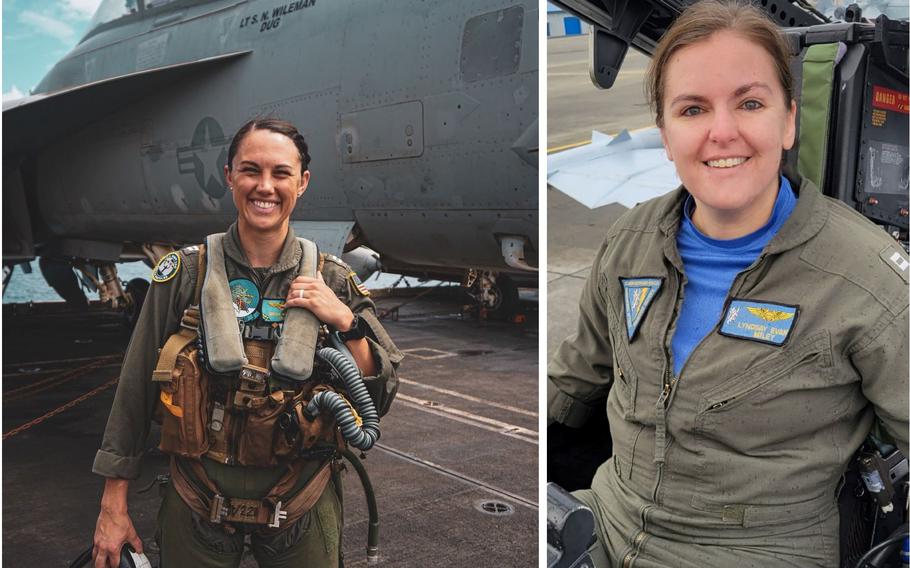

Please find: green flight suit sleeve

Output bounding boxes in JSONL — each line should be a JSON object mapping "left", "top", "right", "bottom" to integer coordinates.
{"left": 322, "top": 259, "right": 402, "bottom": 417}
{"left": 548, "top": 236, "right": 615, "bottom": 428}
{"left": 92, "top": 252, "right": 199, "bottom": 479}
{"left": 851, "top": 302, "right": 910, "bottom": 458}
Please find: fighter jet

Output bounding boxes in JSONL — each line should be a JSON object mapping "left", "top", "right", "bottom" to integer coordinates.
{"left": 3, "top": 0, "right": 539, "bottom": 316}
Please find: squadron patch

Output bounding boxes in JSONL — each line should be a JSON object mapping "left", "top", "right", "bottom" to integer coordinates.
{"left": 229, "top": 278, "right": 261, "bottom": 322}
{"left": 620, "top": 277, "right": 663, "bottom": 341}
{"left": 348, "top": 272, "right": 370, "bottom": 297}
{"left": 720, "top": 299, "right": 798, "bottom": 346}
{"left": 152, "top": 252, "right": 181, "bottom": 283}
{"left": 261, "top": 298, "right": 287, "bottom": 322}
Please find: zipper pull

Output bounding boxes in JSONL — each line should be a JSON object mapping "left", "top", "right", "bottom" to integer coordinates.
{"left": 657, "top": 383, "right": 670, "bottom": 406}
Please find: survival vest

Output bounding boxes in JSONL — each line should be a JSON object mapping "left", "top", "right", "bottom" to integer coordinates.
{"left": 152, "top": 234, "right": 346, "bottom": 529}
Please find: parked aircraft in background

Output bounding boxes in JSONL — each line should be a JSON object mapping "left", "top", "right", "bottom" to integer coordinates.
{"left": 3, "top": 0, "right": 539, "bottom": 316}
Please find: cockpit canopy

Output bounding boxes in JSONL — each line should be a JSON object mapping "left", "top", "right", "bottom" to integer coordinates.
{"left": 83, "top": 0, "right": 189, "bottom": 40}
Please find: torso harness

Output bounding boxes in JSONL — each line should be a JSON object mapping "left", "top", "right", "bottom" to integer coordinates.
{"left": 151, "top": 234, "right": 381, "bottom": 539}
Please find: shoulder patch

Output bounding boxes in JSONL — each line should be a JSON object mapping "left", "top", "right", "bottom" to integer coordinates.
{"left": 880, "top": 245, "right": 909, "bottom": 283}
{"left": 152, "top": 252, "right": 181, "bottom": 283}
{"left": 348, "top": 271, "right": 370, "bottom": 297}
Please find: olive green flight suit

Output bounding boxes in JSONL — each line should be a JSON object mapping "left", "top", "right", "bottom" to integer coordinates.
{"left": 93, "top": 222, "right": 402, "bottom": 567}
{"left": 549, "top": 178, "right": 909, "bottom": 567}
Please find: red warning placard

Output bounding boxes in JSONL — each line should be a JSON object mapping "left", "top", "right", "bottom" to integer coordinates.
{"left": 872, "top": 85, "right": 909, "bottom": 114}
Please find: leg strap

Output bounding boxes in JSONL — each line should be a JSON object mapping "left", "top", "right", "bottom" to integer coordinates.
{"left": 169, "top": 457, "right": 332, "bottom": 530}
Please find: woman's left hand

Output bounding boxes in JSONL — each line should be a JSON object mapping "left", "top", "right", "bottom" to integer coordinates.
{"left": 285, "top": 272, "right": 354, "bottom": 330}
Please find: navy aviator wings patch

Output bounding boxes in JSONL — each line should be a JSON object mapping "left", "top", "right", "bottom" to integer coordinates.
{"left": 620, "top": 277, "right": 663, "bottom": 341}
{"left": 720, "top": 299, "right": 799, "bottom": 346}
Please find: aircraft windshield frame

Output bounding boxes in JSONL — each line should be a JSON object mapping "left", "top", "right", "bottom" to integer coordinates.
{"left": 86, "top": 0, "right": 142, "bottom": 34}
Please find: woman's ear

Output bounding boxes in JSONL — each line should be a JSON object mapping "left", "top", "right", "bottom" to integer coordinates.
{"left": 298, "top": 170, "right": 311, "bottom": 197}
{"left": 660, "top": 128, "right": 674, "bottom": 162}
{"left": 782, "top": 99, "right": 797, "bottom": 151}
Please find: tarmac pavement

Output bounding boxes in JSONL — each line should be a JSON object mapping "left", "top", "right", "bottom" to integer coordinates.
{"left": 546, "top": 34, "right": 648, "bottom": 360}
{"left": 2, "top": 290, "right": 538, "bottom": 567}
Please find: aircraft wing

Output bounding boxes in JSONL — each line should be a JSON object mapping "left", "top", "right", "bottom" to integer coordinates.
{"left": 3, "top": 50, "right": 251, "bottom": 156}
{"left": 547, "top": 127, "right": 679, "bottom": 209}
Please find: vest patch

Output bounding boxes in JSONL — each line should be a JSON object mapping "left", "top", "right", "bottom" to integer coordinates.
{"left": 720, "top": 299, "right": 798, "bottom": 346}
{"left": 229, "top": 278, "right": 261, "bottom": 322}
{"left": 620, "top": 277, "right": 663, "bottom": 341}
{"left": 261, "top": 298, "right": 287, "bottom": 322}
{"left": 349, "top": 272, "right": 370, "bottom": 297}
{"left": 152, "top": 252, "right": 181, "bottom": 283}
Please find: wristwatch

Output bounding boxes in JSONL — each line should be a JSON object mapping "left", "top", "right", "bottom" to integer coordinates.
{"left": 335, "top": 313, "right": 366, "bottom": 341}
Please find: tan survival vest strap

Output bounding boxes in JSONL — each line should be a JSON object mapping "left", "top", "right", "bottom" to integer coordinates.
{"left": 152, "top": 245, "right": 207, "bottom": 384}
{"left": 170, "top": 457, "right": 332, "bottom": 530}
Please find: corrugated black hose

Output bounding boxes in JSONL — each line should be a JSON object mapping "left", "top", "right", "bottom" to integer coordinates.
{"left": 305, "top": 333, "right": 380, "bottom": 451}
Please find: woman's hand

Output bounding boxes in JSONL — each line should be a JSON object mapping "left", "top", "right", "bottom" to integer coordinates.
{"left": 93, "top": 478, "right": 142, "bottom": 568}
{"left": 285, "top": 272, "right": 354, "bottom": 330}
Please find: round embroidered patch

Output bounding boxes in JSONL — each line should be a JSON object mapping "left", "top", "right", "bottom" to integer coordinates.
{"left": 152, "top": 252, "right": 181, "bottom": 283}
{"left": 229, "top": 278, "right": 261, "bottom": 322}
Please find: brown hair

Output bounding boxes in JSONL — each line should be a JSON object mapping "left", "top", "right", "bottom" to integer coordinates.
{"left": 227, "top": 118, "right": 311, "bottom": 174}
{"left": 646, "top": 0, "right": 793, "bottom": 127}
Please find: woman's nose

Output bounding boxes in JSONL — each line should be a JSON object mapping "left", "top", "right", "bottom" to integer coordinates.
{"left": 708, "top": 108, "right": 739, "bottom": 144}
{"left": 257, "top": 174, "right": 276, "bottom": 192}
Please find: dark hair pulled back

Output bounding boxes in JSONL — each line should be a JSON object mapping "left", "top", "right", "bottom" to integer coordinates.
{"left": 227, "top": 118, "right": 311, "bottom": 174}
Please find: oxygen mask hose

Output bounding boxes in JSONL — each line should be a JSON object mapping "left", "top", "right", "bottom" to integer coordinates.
{"left": 339, "top": 447, "right": 381, "bottom": 564}
{"left": 305, "top": 333, "right": 380, "bottom": 451}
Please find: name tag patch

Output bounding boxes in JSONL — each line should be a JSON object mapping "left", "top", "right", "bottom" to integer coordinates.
{"left": 261, "top": 298, "right": 287, "bottom": 322}
{"left": 720, "top": 299, "right": 798, "bottom": 346}
{"left": 620, "top": 277, "right": 663, "bottom": 341}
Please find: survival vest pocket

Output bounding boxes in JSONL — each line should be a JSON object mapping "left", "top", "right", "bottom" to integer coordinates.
{"left": 155, "top": 347, "right": 211, "bottom": 458}
{"left": 236, "top": 391, "right": 299, "bottom": 466}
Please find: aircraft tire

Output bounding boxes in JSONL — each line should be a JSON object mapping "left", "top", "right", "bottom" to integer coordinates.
{"left": 490, "top": 274, "right": 520, "bottom": 319}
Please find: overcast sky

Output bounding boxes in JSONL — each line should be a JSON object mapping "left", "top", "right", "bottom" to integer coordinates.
{"left": 2, "top": 0, "right": 102, "bottom": 101}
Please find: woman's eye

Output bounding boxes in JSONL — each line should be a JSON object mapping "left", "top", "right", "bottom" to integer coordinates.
{"left": 681, "top": 106, "right": 702, "bottom": 117}
{"left": 742, "top": 99, "right": 763, "bottom": 111}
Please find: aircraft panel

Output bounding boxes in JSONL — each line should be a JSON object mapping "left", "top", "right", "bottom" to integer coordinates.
{"left": 356, "top": 209, "right": 536, "bottom": 270}
{"left": 460, "top": 5, "right": 525, "bottom": 82}
{"left": 340, "top": 101, "right": 425, "bottom": 162}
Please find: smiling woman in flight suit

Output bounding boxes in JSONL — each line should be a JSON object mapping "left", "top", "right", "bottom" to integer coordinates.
{"left": 92, "top": 118, "right": 401, "bottom": 568}
{"left": 548, "top": 2, "right": 909, "bottom": 567}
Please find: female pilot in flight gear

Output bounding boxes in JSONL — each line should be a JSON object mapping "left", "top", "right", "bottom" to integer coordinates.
{"left": 548, "top": 2, "right": 909, "bottom": 566}
{"left": 91, "top": 118, "right": 402, "bottom": 568}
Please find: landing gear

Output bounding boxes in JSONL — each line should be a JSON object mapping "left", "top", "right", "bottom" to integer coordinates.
{"left": 2, "top": 264, "right": 14, "bottom": 296}
{"left": 40, "top": 257, "right": 89, "bottom": 310}
{"left": 71, "top": 261, "right": 148, "bottom": 326}
{"left": 463, "top": 270, "right": 520, "bottom": 320}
